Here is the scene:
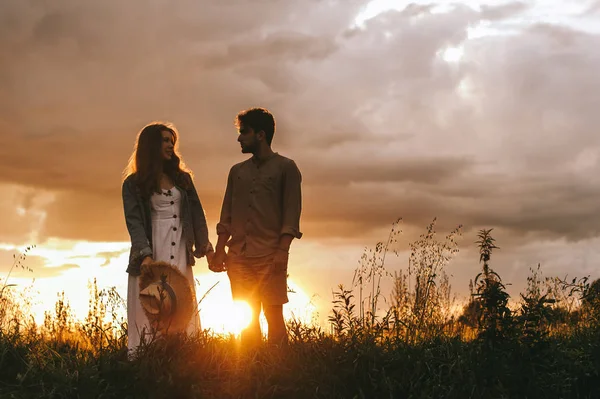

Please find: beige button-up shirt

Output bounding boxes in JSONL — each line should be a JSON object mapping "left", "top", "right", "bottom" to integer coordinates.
{"left": 217, "top": 153, "right": 302, "bottom": 257}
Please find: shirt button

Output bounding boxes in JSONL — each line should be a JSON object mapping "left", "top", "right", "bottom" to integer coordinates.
{"left": 170, "top": 255, "right": 175, "bottom": 260}
{"left": 173, "top": 227, "right": 177, "bottom": 231}
{"left": 173, "top": 215, "right": 177, "bottom": 218}
{"left": 170, "top": 201, "right": 174, "bottom": 205}
{"left": 171, "top": 242, "right": 176, "bottom": 246}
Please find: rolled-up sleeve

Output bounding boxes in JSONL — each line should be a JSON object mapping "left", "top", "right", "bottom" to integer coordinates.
{"left": 216, "top": 167, "right": 234, "bottom": 236}
{"left": 281, "top": 160, "right": 302, "bottom": 239}
{"left": 122, "top": 178, "right": 152, "bottom": 260}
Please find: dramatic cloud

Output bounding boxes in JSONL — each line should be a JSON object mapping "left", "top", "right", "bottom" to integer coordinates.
{"left": 1, "top": 0, "right": 599, "bottom": 297}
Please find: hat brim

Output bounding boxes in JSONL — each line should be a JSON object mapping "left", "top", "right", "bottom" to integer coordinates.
{"left": 139, "top": 261, "right": 195, "bottom": 333}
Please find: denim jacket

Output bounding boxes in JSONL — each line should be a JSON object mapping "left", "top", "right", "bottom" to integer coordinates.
{"left": 122, "top": 173, "right": 213, "bottom": 275}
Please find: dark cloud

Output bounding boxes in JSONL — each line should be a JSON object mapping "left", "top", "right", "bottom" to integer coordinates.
{"left": 585, "top": 1, "right": 600, "bottom": 15}
{"left": 0, "top": 0, "right": 599, "bottom": 251}
{"left": 480, "top": 2, "right": 530, "bottom": 20}
{"left": 302, "top": 156, "right": 473, "bottom": 185}
{"left": 199, "top": 33, "right": 339, "bottom": 69}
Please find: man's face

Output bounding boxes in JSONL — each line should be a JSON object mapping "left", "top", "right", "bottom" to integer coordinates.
{"left": 237, "top": 124, "right": 260, "bottom": 154}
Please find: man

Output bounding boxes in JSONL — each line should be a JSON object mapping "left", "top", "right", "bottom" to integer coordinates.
{"left": 210, "top": 107, "right": 302, "bottom": 346}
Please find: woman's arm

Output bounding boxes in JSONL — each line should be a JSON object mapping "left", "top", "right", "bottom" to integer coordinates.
{"left": 122, "top": 177, "right": 152, "bottom": 262}
{"left": 187, "top": 175, "right": 212, "bottom": 257}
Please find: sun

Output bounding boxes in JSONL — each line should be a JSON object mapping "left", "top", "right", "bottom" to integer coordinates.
{"left": 199, "top": 298, "right": 253, "bottom": 336}
{"left": 195, "top": 273, "right": 315, "bottom": 336}
{"left": 440, "top": 46, "right": 464, "bottom": 63}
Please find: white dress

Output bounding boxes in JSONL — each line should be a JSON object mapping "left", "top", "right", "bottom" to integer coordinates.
{"left": 127, "top": 187, "right": 201, "bottom": 354}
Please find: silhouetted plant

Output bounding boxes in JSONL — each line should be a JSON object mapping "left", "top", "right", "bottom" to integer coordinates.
{"left": 406, "top": 219, "right": 462, "bottom": 342}
{"left": 517, "top": 264, "right": 555, "bottom": 348}
{"left": 458, "top": 279, "right": 481, "bottom": 329}
{"left": 388, "top": 270, "right": 410, "bottom": 338}
{"left": 472, "top": 229, "right": 513, "bottom": 342}
{"left": 78, "top": 279, "right": 127, "bottom": 353}
{"left": 328, "top": 284, "right": 358, "bottom": 337}
{"left": 331, "top": 219, "right": 462, "bottom": 343}
{"left": 553, "top": 275, "right": 593, "bottom": 329}
{"left": 41, "top": 291, "right": 75, "bottom": 343}
{"left": 353, "top": 218, "right": 402, "bottom": 327}
{"left": 581, "top": 278, "right": 600, "bottom": 320}
{"left": 0, "top": 245, "right": 35, "bottom": 300}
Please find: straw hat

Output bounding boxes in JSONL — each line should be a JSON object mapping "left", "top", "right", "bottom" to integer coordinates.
{"left": 138, "top": 261, "right": 195, "bottom": 333}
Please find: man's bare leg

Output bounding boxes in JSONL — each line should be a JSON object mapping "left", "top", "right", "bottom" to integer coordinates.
{"left": 264, "top": 304, "right": 287, "bottom": 346}
{"left": 241, "top": 300, "right": 262, "bottom": 347}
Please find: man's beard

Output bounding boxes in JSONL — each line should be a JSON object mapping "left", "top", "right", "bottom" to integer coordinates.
{"left": 241, "top": 142, "right": 257, "bottom": 154}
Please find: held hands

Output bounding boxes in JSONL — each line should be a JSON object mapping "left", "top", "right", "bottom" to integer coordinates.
{"left": 193, "top": 242, "right": 214, "bottom": 259}
{"left": 192, "top": 244, "right": 222, "bottom": 271}
{"left": 209, "top": 248, "right": 227, "bottom": 273}
{"left": 206, "top": 249, "right": 215, "bottom": 265}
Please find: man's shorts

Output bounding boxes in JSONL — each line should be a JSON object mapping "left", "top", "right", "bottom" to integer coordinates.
{"left": 225, "top": 253, "right": 289, "bottom": 305}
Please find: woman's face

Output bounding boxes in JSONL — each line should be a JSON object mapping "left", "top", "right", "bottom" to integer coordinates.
{"left": 161, "top": 130, "right": 175, "bottom": 161}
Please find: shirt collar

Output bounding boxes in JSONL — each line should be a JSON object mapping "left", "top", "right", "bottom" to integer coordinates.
{"left": 251, "top": 151, "right": 278, "bottom": 166}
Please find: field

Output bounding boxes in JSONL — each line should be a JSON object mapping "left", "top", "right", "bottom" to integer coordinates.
{"left": 1, "top": 221, "right": 599, "bottom": 398}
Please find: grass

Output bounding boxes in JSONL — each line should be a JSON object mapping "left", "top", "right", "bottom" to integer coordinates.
{"left": 1, "top": 325, "right": 598, "bottom": 398}
{"left": 1, "top": 220, "right": 599, "bottom": 398}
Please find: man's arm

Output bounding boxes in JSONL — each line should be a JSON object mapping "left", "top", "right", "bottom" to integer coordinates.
{"left": 278, "top": 233, "right": 294, "bottom": 252}
{"left": 272, "top": 160, "right": 303, "bottom": 272}
{"left": 280, "top": 160, "right": 303, "bottom": 243}
{"left": 216, "top": 166, "right": 234, "bottom": 238}
{"left": 215, "top": 233, "right": 230, "bottom": 254}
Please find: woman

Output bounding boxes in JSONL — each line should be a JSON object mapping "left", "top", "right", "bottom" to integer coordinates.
{"left": 122, "top": 122, "right": 213, "bottom": 354}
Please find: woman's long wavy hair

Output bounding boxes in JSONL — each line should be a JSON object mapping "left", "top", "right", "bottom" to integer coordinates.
{"left": 123, "top": 122, "right": 193, "bottom": 198}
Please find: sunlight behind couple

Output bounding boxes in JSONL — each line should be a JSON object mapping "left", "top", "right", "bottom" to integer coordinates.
{"left": 197, "top": 274, "right": 316, "bottom": 336}
{"left": 3, "top": 241, "right": 317, "bottom": 337}
{"left": 201, "top": 300, "right": 253, "bottom": 336}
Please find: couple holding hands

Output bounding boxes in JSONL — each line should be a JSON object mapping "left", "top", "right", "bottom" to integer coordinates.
{"left": 122, "top": 108, "right": 302, "bottom": 354}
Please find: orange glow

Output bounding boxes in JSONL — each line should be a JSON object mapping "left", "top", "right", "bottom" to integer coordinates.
{"left": 196, "top": 272, "right": 316, "bottom": 336}
{"left": 1, "top": 239, "right": 318, "bottom": 337}
{"left": 200, "top": 299, "right": 252, "bottom": 336}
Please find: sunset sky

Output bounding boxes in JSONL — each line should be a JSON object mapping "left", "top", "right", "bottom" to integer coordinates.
{"left": 1, "top": 0, "right": 600, "bottom": 330}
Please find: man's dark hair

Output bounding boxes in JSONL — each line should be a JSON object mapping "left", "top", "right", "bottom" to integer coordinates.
{"left": 235, "top": 107, "right": 276, "bottom": 146}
